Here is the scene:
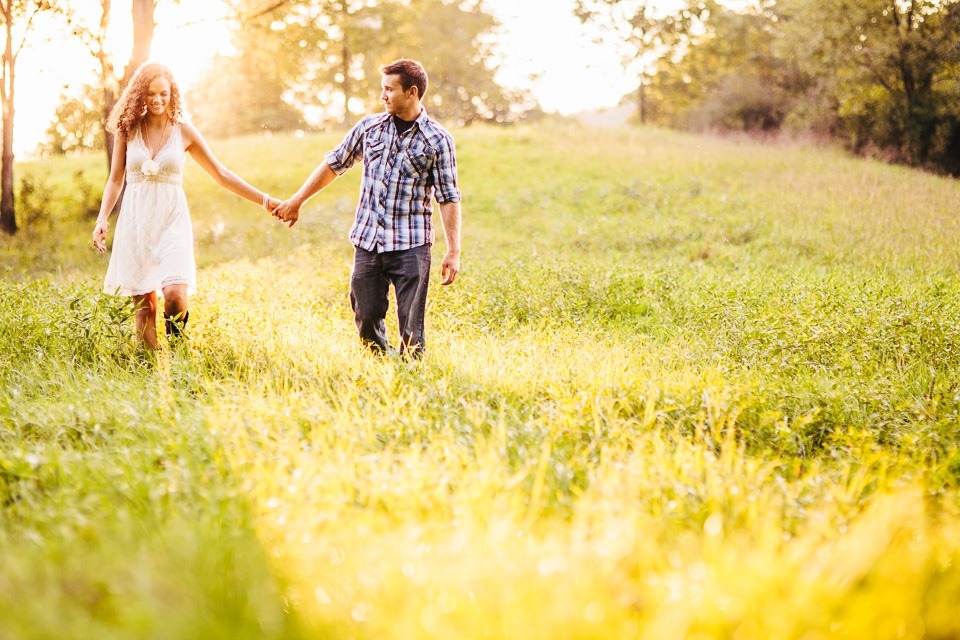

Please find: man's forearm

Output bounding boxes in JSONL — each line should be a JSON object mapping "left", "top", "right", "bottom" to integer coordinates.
{"left": 438, "top": 201, "right": 461, "bottom": 253}
{"left": 292, "top": 162, "right": 339, "bottom": 205}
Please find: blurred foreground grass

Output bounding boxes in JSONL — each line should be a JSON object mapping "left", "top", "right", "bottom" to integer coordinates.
{"left": 2, "top": 123, "right": 960, "bottom": 638}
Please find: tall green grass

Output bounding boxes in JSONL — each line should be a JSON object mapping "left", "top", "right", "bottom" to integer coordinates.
{"left": 2, "top": 123, "right": 960, "bottom": 638}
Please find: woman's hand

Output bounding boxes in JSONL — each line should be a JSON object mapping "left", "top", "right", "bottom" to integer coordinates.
{"left": 92, "top": 219, "right": 109, "bottom": 253}
{"left": 264, "top": 196, "right": 282, "bottom": 218}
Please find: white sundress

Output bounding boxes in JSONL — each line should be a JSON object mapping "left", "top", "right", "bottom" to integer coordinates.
{"left": 103, "top": 122, "right": 196, "bottom": 297}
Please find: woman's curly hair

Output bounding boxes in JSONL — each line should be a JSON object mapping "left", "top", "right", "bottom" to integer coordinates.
{"left": 106, "top": 62, "right": 184, "bottom": 140}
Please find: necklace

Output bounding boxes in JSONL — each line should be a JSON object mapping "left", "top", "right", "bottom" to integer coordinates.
{"left": 145, "top": 117, "right": 170, "bottom": 159}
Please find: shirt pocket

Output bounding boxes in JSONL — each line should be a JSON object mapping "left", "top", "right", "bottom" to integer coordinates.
{"left": 401, "top": 148, "right": 434, "bottom": 180}
{"left": 364, "top": 139, "right": 386, "bottom": 165}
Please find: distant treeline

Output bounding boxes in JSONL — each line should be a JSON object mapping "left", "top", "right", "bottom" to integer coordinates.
{"left": 627, "top": 0, "right": 960, "bottom": 175}
{"left": 42, "top": 0, "right": 960, "bottom": 175}
{"left": 41, "top": 0, "right": 539, "bottom": 158}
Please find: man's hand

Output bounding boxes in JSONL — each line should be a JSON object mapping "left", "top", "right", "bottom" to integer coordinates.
{"left": 440, "top": 250, "right": 460, "bottom": 285}
{"left": 273, "top": 198, "right": 302, "bottom": 228}
{"left": 437, "top": 201, "right": 461, "bottom": 285}
{"left": 92, "top": 219, "right": 109, "bottom": 253}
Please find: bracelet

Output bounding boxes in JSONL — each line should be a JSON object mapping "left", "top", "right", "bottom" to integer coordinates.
{"left": 262, "top": 193, "right": 270, "bottom": 209}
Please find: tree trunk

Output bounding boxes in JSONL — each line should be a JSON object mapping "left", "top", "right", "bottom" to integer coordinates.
{"left": 122, "top": 0, "right": 156, "bottom": 88}
{"left": 100, "top": 0, "right": 116, "bottom": 171}
{"left": 104, "top": 89, "right": 116, "bottom": 169}
{"left": 112, "top": 0, "right": 153, "bottom": 215}
{"left": 637, "top": 76, "right": 647, "bottom": 125}
{"left": 636, "top": 18, "right": 648, "bottom": 125}
{"left": 341, "top": 42, "right": 351, "bottom": 126}
{"left": 1, "top": 2, "right": 16, "bottom": 235}
{"left": 103, "top": 87, "right": 120, "bottom": 217}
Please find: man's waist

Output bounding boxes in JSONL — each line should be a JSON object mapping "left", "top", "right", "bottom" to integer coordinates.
{"left": 356, "top": 203, "right": 433, "bottom": 218}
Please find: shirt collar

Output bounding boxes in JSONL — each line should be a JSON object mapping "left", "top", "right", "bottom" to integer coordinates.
{"left": 389, "top": 108, "right": 429, "bottom": 128}
{"left": 385, "top": 108, "right": 429, "bottom": 138}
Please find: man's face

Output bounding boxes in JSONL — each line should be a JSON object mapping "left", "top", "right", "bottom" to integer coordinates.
{"left": 380, "top": 74, "right": 416, "bottom": 115}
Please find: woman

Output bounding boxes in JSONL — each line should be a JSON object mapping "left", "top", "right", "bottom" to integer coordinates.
{"left": 92, "top": 62, "right": 279, "bottom": 349}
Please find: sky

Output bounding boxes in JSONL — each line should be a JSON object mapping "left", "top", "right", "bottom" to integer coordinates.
{"left": 15, "top": 0, "right": 635, "bottom": 156}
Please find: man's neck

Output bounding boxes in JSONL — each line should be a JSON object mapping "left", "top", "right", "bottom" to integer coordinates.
{"left": 394, "top": 105, "right": 422, "bottom": 122}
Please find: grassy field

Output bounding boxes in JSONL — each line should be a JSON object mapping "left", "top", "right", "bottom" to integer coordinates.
{"left": 2, "top": 122, "right": 960, "bottom": 639}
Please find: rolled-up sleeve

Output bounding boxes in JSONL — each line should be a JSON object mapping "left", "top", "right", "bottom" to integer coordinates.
{"left": 431, "top": 134, "right": 461, "bottom": 203}
{"left": 324, "top": 120, "right": 366, "bottom": 175}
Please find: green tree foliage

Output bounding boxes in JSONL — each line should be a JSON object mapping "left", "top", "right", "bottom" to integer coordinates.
{"left": 376, "top": 0, "right": 522, "bottom": 125}
{"left": 276, "top": 0, "right": 397, "bottom": 125}
{"left": 780, "top": 0, "right": 960, "bottom": 170}
{"left": 59, "top": 0, "right": 160, "bottom": 168}
{"left": 654, "top": 1, "right": 813, "bottom": 131}
{"left": 213, "top": 0, "right": 526, "bottom": 132}
{"left": 645, "top": 0, "right": 960, "bottom": 173}
{"left": 37, "top": 84, "right": 105, "bottom": 157}
{"left": 1, "top": 0, "right": 59, "bottom": 235}
{"left": 61, "top": 0, "right": 120, "bottom": 170}
{"left": 574, "top": 0, "right": 709, "bottom": 123}
{"left": 187, "top": 50, "right": 305, "bottom": 138}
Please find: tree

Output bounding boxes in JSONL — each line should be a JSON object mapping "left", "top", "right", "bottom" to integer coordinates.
{"left": 186, "top": 0, "right": 309, "bottom": 136}
{"left": 1, "top": 0, "right": 55, "bottom": 235}
{"left": 636, "top": 0, "right": 960, "bottom": 171}
{"left": 777, "top": 0, "right": 960, "bottom": 169}
{"left": 58, "top": 0, "right": 157, "bottom": 170}
{"left": 377, "top": 0, "right": 520, "bottom": 125}
{"left": 574, "top": 0, "right": 708, "bottom": 123}
{"left": 230, "top": 0, "right": 526, "bottom": 128}
{"left": 216, "top": 0, "right": 381, "bottom": 126}
{"left": 121, "top": 0, "right": 155, "bottom": 86}
{"left": 38, "top": 84, "right": 105, "bottom": 157}
{"left": 307, "top": 0, "right": 391, "bottom": 125}
{"left": 62, "top": 0, "right": 118, "bottom": 169}
{"left": 188, "top": 52, "right": 305, "bottom": 138}
{"left": 653, "top": 0, "right": 813, "bottom": 131}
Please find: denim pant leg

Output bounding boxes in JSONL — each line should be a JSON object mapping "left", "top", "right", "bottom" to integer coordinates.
{"left": 350, "top": 247, "right": 391, "bottom": 353}
{"left": 384, "top": 244, "right": 432, "bottom": 357}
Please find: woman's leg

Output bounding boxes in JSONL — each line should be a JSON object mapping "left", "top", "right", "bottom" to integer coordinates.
{"left": 162, "top": 284, "right": 189, "bottom": 338}
{"left": 132, "top": 292, "right": 159, "bottom": 349}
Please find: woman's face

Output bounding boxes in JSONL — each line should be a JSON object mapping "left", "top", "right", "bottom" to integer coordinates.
{"left": 145, "top": 76, "right": 171, "bottom": 117}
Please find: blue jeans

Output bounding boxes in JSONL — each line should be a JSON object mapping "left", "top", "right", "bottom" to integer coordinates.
{"left": 350, "top": 244, "right": 431, "bottom": 357}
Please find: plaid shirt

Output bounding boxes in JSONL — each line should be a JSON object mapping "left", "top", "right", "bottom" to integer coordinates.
{"left": 324, "top": 110, "right": 461, "bottom": 253}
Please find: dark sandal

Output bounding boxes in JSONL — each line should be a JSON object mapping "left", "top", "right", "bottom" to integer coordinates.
{"left": 165, "top": 311, "right": 189, "bottom": 338}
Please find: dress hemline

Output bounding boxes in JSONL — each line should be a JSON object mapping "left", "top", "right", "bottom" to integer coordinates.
{"left": 104, "top": 277, "right": 195, "bottom": 297}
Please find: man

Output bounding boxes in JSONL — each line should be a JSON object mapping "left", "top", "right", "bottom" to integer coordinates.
{"left": 273, "top": 59, "right": 462, "bottom": 358}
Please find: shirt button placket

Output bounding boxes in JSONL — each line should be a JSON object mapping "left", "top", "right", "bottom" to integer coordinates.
{"left": 379, "top": 141, "right": 389, "bottom": 229}
{"left": 376, "top": 127, "right": 394, "bottom": 252}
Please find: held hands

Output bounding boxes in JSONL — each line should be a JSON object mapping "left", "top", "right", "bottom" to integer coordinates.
{"left": 261, "top": 193, "right": 301, "bottom": 227}
{"left": 263, "top": 196, "right": 295, "bottom": 227}
{"left": 262, "top": 192, "right": 459, "bottom": 282}
{"left": 270, "top": 198, "right": 302, "bottom": 228}
{"left": 92, "top": 219, "right": 109, "bottom": 253}
{"left": 264, "top": 196, "right": 281, "bottom": 214}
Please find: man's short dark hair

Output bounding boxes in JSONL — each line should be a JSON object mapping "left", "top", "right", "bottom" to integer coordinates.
{"left": 380, "top": 59, "right": 428, "bottom": 100}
